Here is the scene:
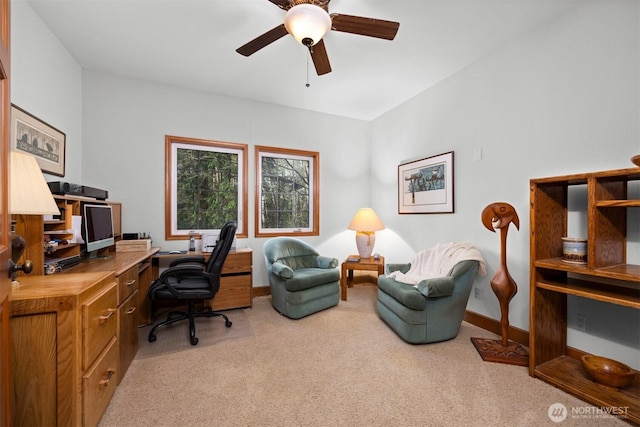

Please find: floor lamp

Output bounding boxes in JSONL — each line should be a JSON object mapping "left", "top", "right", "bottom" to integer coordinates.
{"left": 9, "top": 151, "right": 60, "bottom": 283}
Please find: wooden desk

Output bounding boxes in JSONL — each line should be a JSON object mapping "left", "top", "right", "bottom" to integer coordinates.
{"left": 341, "top": 255, "right": 385, "bottom": 301}
{"left": 63, "top": 248, "right": 159, "bottom": 383}
{"left": 11, "top": 272, "right": 118, "bottom": 427}
{"left": 143, "top": 248, "right": 253, "bottom": 324}
{"left": 68, "top": 248, "right": 159, "bottom": 277}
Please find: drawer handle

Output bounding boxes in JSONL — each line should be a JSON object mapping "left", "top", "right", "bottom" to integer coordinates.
{"left": 99, "top": 369, "right": 116, "bottom": 387}
{"left": 125, "top": 279, "right": 136, "bottom": 286}
{"left": 99, "top": 309, "right": 116, "bottom": 323}
{"left": 126, "top": 307, "right": 136, "bottom": 315}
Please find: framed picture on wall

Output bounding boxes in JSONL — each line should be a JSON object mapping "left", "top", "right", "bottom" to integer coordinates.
{"left": 10, "top": 104, "right": 66, "bottom": 177}
{"left": 398, "top": 151, "right": 454, "bottom": 214}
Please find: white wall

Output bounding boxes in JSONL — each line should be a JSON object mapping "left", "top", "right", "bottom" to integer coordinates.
{"left": 80, "top": 70, "right": 371, "bottom": 286}
{"left": 11, "top": 0, "right": 83, "bottom": 182}
{"left": 371, "top": 1, "right": 639, "bottom": 368}
{"left": 12, "top": 1, "right": 640, "bottom": 368}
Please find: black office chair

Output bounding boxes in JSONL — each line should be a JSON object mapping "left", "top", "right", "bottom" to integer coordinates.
{"left": 148, "top": 221, "right": 237, "bottom": 345}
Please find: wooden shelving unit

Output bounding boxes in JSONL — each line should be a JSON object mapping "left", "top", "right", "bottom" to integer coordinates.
{"left": 12, "top": 195, "right": 122, "bottom": 276}
{"left": 44, "top": 196, "right": 82, "bottom": 260}
{"left": 529, "top": 167, "right": 640, "bottom": 424}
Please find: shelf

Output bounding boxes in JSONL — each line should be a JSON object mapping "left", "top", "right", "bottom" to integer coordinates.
{"left": 44, "top": 220, "right": 66, "bottom": 225}
{"left": 596, "top": 200, "right": 640, "bottom": 208}
{"left": 534, "top": 356, "right": 639, "bottom": 425}
{"left": 45, "top": 242, "right": 80, "bottom": 253}
{"left": 535, "top": 258, "right": 640, "bottom": 282}
{"left": 531, "top": 167, "right": 640, "bottom": 185}
{"left": 44, "top": 230, "right": 74, "bottom": 235}
{"left": 536, "top": 279, "right": 640, "bottom": 309}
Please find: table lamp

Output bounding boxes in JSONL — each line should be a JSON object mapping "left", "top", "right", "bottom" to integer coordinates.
{"left": 348, "top": 208, "right": 384, "bottom": 259}
{"left": 9, "top": 151, "right": 60, "bottom": 282}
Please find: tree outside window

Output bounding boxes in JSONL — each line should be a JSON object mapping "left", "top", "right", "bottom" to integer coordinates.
{"left": 165, "top": 136, "right": 248, "bottom": 239}
{"left": 255, "top": 146, "right": 319, "bottom": 237}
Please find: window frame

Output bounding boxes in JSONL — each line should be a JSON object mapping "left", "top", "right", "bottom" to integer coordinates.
{"left": 255, "top": 145, "right": 319, "bottom": 237}
{"left": 165, "top": 135, "right": 248, "bottom": 240}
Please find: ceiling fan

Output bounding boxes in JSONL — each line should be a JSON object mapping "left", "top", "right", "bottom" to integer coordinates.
{"left": 236, "top": 0, "right": 400, "bottom": 76}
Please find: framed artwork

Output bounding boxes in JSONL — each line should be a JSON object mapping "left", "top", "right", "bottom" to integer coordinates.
{"left": 165, "top": 135, "right": 248, "bottom": 239}
{"left": 255, "top": 145, "right": 319, "bottom": 237}
{"left": 398, "top": 151, "right": 454, "bottom": 214}
{"left": 10, "top": 104, "right": 66, "bottom": 176}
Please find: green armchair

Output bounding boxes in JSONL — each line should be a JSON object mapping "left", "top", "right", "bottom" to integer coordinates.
{"left": 264, "top": 237, "right": 340, "bottom": 319}
{"left": 377, "top": 258, "right": 481, "bottom": 344}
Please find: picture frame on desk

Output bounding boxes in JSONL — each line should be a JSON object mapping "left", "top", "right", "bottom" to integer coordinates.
{"left": 10, "top": 104, "right": 66, "bottom": 177}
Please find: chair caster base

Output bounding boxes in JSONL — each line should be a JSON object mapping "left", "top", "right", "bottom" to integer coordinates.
{"left": 148, "top": 334, "right": 157, "bottom": 343}
{"left": 190, "top": 337, "right": 199, "bottom": 346}
{"left": 225, "top": 320, "right": 232, "bottom": 327}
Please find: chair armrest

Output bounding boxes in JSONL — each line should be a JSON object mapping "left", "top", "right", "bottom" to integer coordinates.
{"left": 271, "top": 262, "right": 294, "bottom": 279}
{"left": 449, "top": 260, "right": 479, "bottom": 279}
{"left": 386, "top": 263, "right": 411, "bottom": 275}
{"left": 159, "top": 264, "right": 206, "bottom": 282}
{"left": 315, "top": 256, "right": 338, "bottom": 269}
{"left": 417, "top": 276, "right": 454, "bottom": 298}
{"left": 169, "top": 256, "right": 206, "bottom": 268}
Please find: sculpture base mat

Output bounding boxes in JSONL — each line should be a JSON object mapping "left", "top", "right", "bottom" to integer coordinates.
{"left": 470, "top": 337, "right": 529, "bottom": 367}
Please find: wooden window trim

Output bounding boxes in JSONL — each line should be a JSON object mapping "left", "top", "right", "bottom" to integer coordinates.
{"left": 165, "top": 135, "right": 248, "bottom": 239}
{"left": 254, "top": 145, "right": 319, "bottom": 238}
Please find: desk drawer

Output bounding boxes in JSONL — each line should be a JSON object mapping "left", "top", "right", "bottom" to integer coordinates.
{"left": 208, "top": 274, "right": 251, "bottom": 310}
{"left": 118, "top": 290, "right": 139, "bottom": 383}
{"left": 118, "top": 266, "right": 139, "bottom": 304}
{"left": 83, "top": 337, "right": 118, "bottom": 427}
{"left": 83, "top": 281, "right": 118, "bottom": 371}
{"left": 222, "top": 251, "right": 252, "bottom": 274}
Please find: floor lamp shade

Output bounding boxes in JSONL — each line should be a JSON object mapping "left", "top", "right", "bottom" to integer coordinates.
{"left": 348, "top": 208, "right": 384, "bottom": 259}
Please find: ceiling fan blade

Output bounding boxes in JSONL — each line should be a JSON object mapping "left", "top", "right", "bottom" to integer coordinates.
{"left": 236, "top": 24, "right": 289, "bottom": 57}
{"left": 330, "top": 14, "right": 399, "bottom": 40}
{"left": 310, "top": 39, "right": 331, "bottom": 76}
{"left": 267, "top": 0, "right": 292, "bottom": 10}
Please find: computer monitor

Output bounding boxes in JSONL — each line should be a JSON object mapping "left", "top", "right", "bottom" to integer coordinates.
{"left": 83, "top": 204, "right": 115, "bottom": 256}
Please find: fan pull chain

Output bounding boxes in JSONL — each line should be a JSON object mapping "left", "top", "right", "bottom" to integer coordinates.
{"left": 306, "top": 50, "right": 310, "bottom": 87}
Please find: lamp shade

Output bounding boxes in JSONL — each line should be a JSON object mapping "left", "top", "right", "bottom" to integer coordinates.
{"left": 348, "top": 208, "right": 384, "bottom": 232}
{"left": 283, "top": 4, "right": 331, "bottom": 47}
{"left": 10, "top": 151, "right": 59, "bottom": 215}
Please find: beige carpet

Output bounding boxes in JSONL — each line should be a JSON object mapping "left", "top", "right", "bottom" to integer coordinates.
{"left": 100, "top": 286, "right": 628, "bottom": 427}
{"left": 137, "top": 309, "right": 253, "bottom": 359}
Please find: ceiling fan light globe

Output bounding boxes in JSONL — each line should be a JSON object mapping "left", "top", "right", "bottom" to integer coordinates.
{"left": 284, "top": 4, "right": 331, "bottom": 47}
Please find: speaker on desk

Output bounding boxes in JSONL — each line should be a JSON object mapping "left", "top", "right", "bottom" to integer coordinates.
{"left": 47, "top": 181, "right": 109, "bottom": 200}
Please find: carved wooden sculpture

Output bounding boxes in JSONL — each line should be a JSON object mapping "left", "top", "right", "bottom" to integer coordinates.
{"left": 471, "top": 202, "right": 529, "bottom": 366}
{"left": 482, "top": 202, "right": 519, "bottom": 347}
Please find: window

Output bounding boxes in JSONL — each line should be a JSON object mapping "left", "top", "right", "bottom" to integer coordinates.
{"left": 255, "top": 146, "right": 319, "bottom": 237}
{"left": 165, "top": 135, "right": 248, "bottom": 239}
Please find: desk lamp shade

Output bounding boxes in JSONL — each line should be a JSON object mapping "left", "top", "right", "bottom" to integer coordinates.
{"left": 348, "top": 208, "right": 384, "bottom": 259}
{"left": 9, "top": 151, "right": 60, "bottom": 281}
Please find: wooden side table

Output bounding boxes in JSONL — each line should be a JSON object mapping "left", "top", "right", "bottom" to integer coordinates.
{"left": 340, "top": 255, "right": 385, "bottom": 301}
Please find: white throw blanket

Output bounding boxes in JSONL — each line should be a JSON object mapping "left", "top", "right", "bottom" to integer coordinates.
{"left": 387, "top": 242, "right": 486, "bottom": 286}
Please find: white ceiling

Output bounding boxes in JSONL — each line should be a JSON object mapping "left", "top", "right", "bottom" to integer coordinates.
{"left": 25, "top": 0, "right": 579, "bottom": 121}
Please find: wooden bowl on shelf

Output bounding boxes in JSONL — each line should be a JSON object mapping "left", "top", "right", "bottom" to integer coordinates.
{"left": 632, "top": 154, "right": 640, "bottom": 167}
{"left": 581, "top": 355, "right": 636, "bottom": 388}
